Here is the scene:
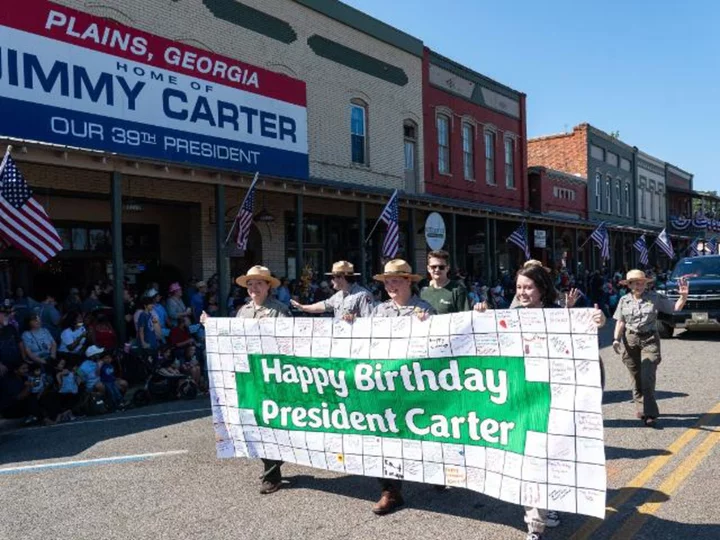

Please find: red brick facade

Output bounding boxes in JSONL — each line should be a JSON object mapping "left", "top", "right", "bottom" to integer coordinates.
{"left": 422, "top": 49, "right": 527, "bottom": 210}
{"left": 528, "top": 124, "right": 588, "bottom": 177}
{"left": 528, "top": 167, "right": 587, "bottom": 219}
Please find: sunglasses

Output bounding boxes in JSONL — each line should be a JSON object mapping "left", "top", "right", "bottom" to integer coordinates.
{"left": 429, "top": 265, "right": 447, "bottom": 270}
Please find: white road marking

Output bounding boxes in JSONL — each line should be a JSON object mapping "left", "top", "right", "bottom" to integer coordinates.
{"left": 0, "top": 450, "right": 189, "bottom": 475}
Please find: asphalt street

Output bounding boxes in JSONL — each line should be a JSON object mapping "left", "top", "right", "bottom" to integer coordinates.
{"left": 1, "top": 326, "right": 719, "bottom": 540}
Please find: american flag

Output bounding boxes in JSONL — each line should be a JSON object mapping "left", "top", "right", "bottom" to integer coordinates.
{"left": 706, "top": 237, "right": 718, "bottom": 255}
{"left": 656, "top": 228, "right": 674, "bottom": 259}
{"left": 379, "top": 190, "right": 399, "bottom": 258}
{"left": 688, "top": 238, "right": 701, "bottom": 257}
{"left": 0, "top": 153, "right": 62, "bottom": 264}
{"left": 508, "top": 221, "right": 530, "bottom": 259}
{"left": 590, "top": 222, "right": 610, "bottom": 262}
{"left": 633, "top": 234, "right": 649, "bottom": 266}
{"left": 231, "top": 173, "right": 259, "bottom": 250}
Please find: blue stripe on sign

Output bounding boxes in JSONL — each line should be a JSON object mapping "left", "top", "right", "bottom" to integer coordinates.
{"left": 0, "top": 450, "right": 188, "bottom": 475}
{"left": 0, "top": 97, "right": 309, "bottom": 180}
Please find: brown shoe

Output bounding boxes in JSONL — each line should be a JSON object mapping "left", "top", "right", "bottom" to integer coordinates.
{"left": 259, "top": 479, "right": 282, "bottom": 495}
{"left": 372, "top": 489, "right": 404, "bottom": 515}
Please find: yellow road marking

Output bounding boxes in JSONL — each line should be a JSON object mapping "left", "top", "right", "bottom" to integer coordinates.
{"left": 610, "top": 429, "right": 720, "bottom": 539}
{"left": 568, "top": 401, "right": 720, "bottom": 540}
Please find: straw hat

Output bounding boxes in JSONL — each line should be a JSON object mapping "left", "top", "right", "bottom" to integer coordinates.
{"left": 325, "top": 260, "right": 361, "bottom": 276}
{"left": 619, "top": 269, "right": 655, "bottom": 285}
{"left": 236, "top": 266, "right": 280, "bottom": 289}
{"left": 373, "top": 259, "right": 422, "bottom": 282}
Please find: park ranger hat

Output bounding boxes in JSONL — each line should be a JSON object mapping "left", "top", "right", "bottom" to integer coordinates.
{"left": 373, "top": 259, "right": 423, "bottom": 283}
{"left": 620, "top": 269, "right": 655, "bottom": 285}
{"left": 325, "top": 261, "right": 361, "bottom": 277}
{"left": 236, "top": 265, "right": 281, "bottom": 289}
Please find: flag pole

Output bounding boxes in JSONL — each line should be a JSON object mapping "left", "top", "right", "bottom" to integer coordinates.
{"left": 578, "top": 221, "right": 603, "bottom": 250}
{"left": 0, "top": 145, "right": 12, "bottom": 177}
{"left": 364, "top": 189, "right": 397, "bottom": 244}
{"left": 223, "top": 171, "right": 259, "bottom": 246}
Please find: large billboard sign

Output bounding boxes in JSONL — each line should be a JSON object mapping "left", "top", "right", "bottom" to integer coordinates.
{"left": 0, "top": 0, "right": 309, "bottom": 179}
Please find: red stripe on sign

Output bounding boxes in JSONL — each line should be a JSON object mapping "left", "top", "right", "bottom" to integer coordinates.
{"left": 1, "top": 0, "right": 307, "bottom": 107}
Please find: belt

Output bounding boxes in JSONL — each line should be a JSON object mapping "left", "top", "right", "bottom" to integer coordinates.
{"left": 627, "top": 329, "right": 655, "bottom": 337}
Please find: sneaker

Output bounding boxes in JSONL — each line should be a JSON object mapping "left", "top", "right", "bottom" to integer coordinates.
{"left": 546, "top": 510, "right": 561, "bottom": 528}
{"left": 259, "top": 479, "right": 282, "bottom": 495}
{"left": 526, "top": 533, "right": 544, "bottom": 540}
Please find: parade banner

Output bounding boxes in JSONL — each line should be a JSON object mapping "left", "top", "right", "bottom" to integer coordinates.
{"left": 0, "top": 0, "right": 308, "bottom": 179}
{"left": 205, "top": 309, "right": 606, "bottom": 518}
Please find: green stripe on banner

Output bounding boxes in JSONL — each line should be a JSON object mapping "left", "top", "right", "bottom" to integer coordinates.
{"left": 236, "top": 354, "right": 550, "bottom": 454}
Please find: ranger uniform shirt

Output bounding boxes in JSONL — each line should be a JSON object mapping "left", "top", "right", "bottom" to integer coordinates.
{"left": 324, "top": 283, "right": 375, "bottom": 318}
{"left": 372, "top": 295, "right": 436, "bottom": 318}
{"left": 236, "top": 298, "right": 291, "bottom": 319}
{"left": 420, "top": 280, "right": 470, "bottom": 314}
{"left": 613, "top": 291, "right": 675, "bottom": 333}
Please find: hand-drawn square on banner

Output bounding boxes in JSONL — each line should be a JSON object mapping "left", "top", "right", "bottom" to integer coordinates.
{"left": 371, "top": 318, "right": 391, "bottom": 338}
{"left": 422, "top": 440, "right": 443, "bottom": 462}
{"left": 450, "top": 311, "right": 473, "bottom": 335}
{"left": 550, "top": 358, "right": 576, "bottom": 384}
{"left": 260, "top": 337, "right": 279, "bottom": 354}
{"left": 547, "top": 334, "right": 573, "bottom": 358}
{"left": 244, "top": 319, "right": 260, "bottom": 336}
{"left": 576, "top": 412, "right": 603, "bottom": 440}
{"left": 351, "top": 317, "right": 372, "bottom": 339}
{"left": 275, "top": 318, "right": 293, "bottom": 337}
{"left": 389, "top": 338, "right": 410, "bottom": 359}
{"left": 309, "top": 451, "right": 328, "bottom": 470}
{"left": 524, "top": 431, "right": 548, "bottom": 458}
{"left": 382, "top": 438, "right": 403, "bottom": 458}
{"left": 277, "top": 337, "right": 293, "bottom": 356}
{"left": 289, "top": 430, "right": 307, "bottom": 449}
{"left": 294, "top": 337, "right": 312, "bottom": 357}
{"left": 525, "top": 357, "right": 550, "bottom": 382}
{"left": 548, "top": 459, "right": 576, "bottom": 486}
{"left": 305, "top": 432, "right": 325, "bottom": 452}
{"left": 231, "top": 336, "right": 247, "bottom": 354}
{"left": 279, "top": 445, "right": 296, "bottom": 463}
{"left": 206, "top": 353, "right": 221, "bottom": 371}
{"left": 403, "top": 460, "right": 424, "bottom": 482}
{"left": 220, "top": 354, "right": 234, "bottom": 373}
{"left": 484, "top": 471, "right": 503, "bottom": 499}
{"left": 522, "top": 333, "right": 549, "bottom": 358}
{"left": 246, "top": 440, "right": 265, "bottom": 459}
{"left": 363, "top": 436, "right": 383, "bottom": 456}
{"left": 324, "top": 433, "right": 343, "bottom": 454}
{"left": 575, "top": 386, "right": 603, "bottom": 414}
{"left": 242, "top": 426, "right": 261, "bottom": 442}
{"left": 499, "top": 475, "right": 521, "bottom": 504}
{"left": 551, "top": 383, "right": 575, "bottom": 410}
{"left": 294, "top": 318, "right": 313, "bottom": 337}
{"left": 522, "top": 456, "right": 547, "bottom": 483}
{"left": 407, "top": 337, "right": 428, "bottom": 358}
{"left": 222, "top": 370, "right": 236, "bottom": 389}
{"left": 293, "top": 447, "right": 311, "bottom": 466}
{"left": 576, "top": 463, "right": 606, "bottom": 491}
{"left": 364, "top": 455, "right": 383, "bottom": 477}
{"left": 499, "top": 333, "right": 523, "bottom": 356}
{"left": 519, "top": 310, "right": 546, "bottom": 333}
{"left": 429, "top": 314, "right": 451, "bottom": 336}
{"left": 577, "top": 488, "right": 607, "bottom": 518}
{"left": 229, "top": 318, "right": 244, "bottom": 336}
{"left": 391, "top": 317, "right": 411, "bottom": 338}
{"left": 343, "top": 454, "right": 364, "bottom": 475}
{"left": 331, "top": 338, "right": 352, "bottom": 358}
{"left": 445, "top": 465, "right": 467, "bottom": 487}
{"left": 350, "top": 339, "right": 370, "bottom": 359}
{"left": 263, "top": 443, "right": 282, "bottom": 461}
{"left": 370, "top": 339, "right": 391, "bottom": 360}
{"left": 571, "top": 335, "right": 600, "bottom": 360}
{"left": 225, "top": 389, "right": 239, "bottom": 408}
{"left": 410, "top": 316, "right": 431, "bottom": 337}
{"left": 577, "top": 437, "right": 606, "bottom": 465}
{"left": 575, "top": 359, "right": 601, "bottom": 387}
{"left": 273, "top": 429, "right": 291, "bottom": 448}
{"left": 239, "top": 408, "right": 257, "bottom": 426}
{"left": 570, "top": 309, "right": 597, "bottom": 335}
{"left": 544, "top": 309, "right": 571, "bottom": 333}
{"left": 383, "top": 457, "right": 403, "bottom": 479}
{"left": 549, "top": 407, "right": 577, "bottom": 437}
{"left": 216, "top": 318, "right": 230, "bottom": 336}
{"left": 258, "top": 427, "right": 277, "bottom": 444}
{"left": 475, "top": 334, "right": 500, "bottom": 356}
{"left": 495, "top": 310, "right": 521, "bottom": 332}
{"left": 234, "top": 440, "right": 249, "bottom": 459}
{"left": 548, "top": 485, "right": 577, "bottom": 513}
{"left": 332, "top": 319, "right": 353, "bottom": 339}
{"left": 503, "top": 451, "right": 524, "bottom": 480}
{"left": 521, "top": 481, "right": 548, "bottom": 509}
{"left": 423, "top": 462, "right": 445, "bottom": 484}
{"left": 245, "top": 336, "right": 262, "bottom": 354}
{"left": 472, "top": 310, "right": 497, "bottom": 333}
{"left": 450, "top": 334, "right": 476, "bottom": 356}
{"left": 226, "top": 407, "right": 240, "bottom": 425}
{"left": 312, "top": 318, "right": 332, "bottom": 338}
{"left": 402, "top": 439, "right": 423, "bottom": 461}
{"left": 204, "top": 318, "right": 218, "bottom": 336}
{"left": 342, "top": 434, "right": 363, "bottom": 455}
{"left": 547, "top": 434, "right": 576, "bottom": 461}
{"left": 466, "top": 467, "right": 486, "bottom": 492}
{"left": 486, "top": 448, "right": 506, "bottom": 473}
{"left": 428, "top": 336, "right": 452, "bottom": 357}
{"left": 258, "top": 318, "right": 275, "bottom": 336}
{"left": 205, "top": 337, "right": 219, "bottom": 353}
{"left": 442, "top": 443, "right": 466, "bottom": 466}
{"left": 327, "top": 453, "right": 346, "bottom": 473}
{"left": 311, "top": 338, "right": 331, "bottom": 357}
{"left": 464, "top": 445, "right": 486, "bottom": 469}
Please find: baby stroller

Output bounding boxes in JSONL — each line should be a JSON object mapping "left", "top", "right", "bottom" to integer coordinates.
{"left": 132, "top": 352, "right": 198, "bottom": 407}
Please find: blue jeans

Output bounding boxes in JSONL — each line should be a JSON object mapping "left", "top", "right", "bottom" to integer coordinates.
{"left": 105, "top": 381, "right": 123, "bottom": 409}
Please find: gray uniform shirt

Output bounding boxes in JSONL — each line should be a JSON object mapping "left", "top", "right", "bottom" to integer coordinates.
{"left": 324, "top": 283, "right": 375, "bottom": 318}
{"left": 613, "top": 291, "right": 675, "bottom": 333}
{"left": 372, "top": 295, "right": 436, "bottom": 318}
{"left": 236, "top": 297, "right": 291, "bottom": 319}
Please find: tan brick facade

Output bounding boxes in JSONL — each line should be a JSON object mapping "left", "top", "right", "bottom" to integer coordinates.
{"left": 528, "top": 124, "right": 588, "bottom": 177}
{"left": 54, "top": 0, "right": 424, "bottom": 191}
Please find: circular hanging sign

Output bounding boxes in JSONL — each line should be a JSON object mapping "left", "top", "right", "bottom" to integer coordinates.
{"left": 425, "top": 212, "right": 446, "bottom": 250}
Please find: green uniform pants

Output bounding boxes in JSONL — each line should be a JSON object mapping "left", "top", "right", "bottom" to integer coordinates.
{"left": 621, "top": 331, "right": 661, "bottom": 419}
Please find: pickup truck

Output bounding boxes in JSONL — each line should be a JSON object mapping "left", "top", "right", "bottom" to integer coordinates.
{"left": 656, "top": 255, "right": 720, "bottom": 338}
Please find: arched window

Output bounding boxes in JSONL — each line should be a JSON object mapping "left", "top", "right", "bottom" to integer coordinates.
{"left": 437, "top": 114, "right": 451, "bottom": 174}
{"left": 350, "top": 99, "right": 368, "bottom": 165}
{"left": 624, "top": 183, "right": 631, "bottom": 217}
{"left": 594, "top": 173, "right": 602, "bottom": 211}
{"left": 462, "top": 122, "right": 474, "bottom": 180}
{"left": 605, "top": 176, "right": 612, "bottom": 213}
{"left": 615, "top": 180, "right": 622, "bottom": 215}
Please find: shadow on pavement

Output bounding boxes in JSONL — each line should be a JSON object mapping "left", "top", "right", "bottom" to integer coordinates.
{"left": 604, "top": 412, "right": 720, "bottom": 431}
{"left": 605, "top": 446, "right": 671, "bottom": 460}
{"left": 0, "top": 399, "right": 210, "bottom": 466}
{"left": 674, "top": 330, "right": 720, "bottom": 342}
{"left": 603, "top": 390, "right": 689, "bottom": 405}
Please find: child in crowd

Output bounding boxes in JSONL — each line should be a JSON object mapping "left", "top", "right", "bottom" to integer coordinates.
{"left": 98, "top": 351, "right": 127, "bottom": 411}
{"left": 181, "top": 344, "right": 204, "bottom": 390}
{"left": 55, "top": 358, "right": 80, "bottom": 421}
{"left": 29, "top": 365, "right": 46, "bottom": 397}
{"left": 78, "top": 345, "right": 106, "bottom": 397}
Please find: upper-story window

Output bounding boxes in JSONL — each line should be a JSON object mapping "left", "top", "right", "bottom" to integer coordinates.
{"left": 594, "top": 173, "right": 602, "bottom": 211}
{"left": 485, "top": 131, "right": 496, "bottom": 185}
{"left": 615, "top": 180, "right": 622, "bottom": 215}
{"left": 462, "top": 122, "right": 474, "bottom": 180}
{"left": 553, "top": 186, "right": 576, "bottom": 200}
{"left": 606, "top": 152, "right": 619, "bottom": 167}
{"left": 437, "top": 114, "right": 450, "bottom": 174}
{"left": 605, "top": 176, "right": 611, "bottom": 213}
{"left": 350, "top": 99, "right": 368, "bottom": 165}
{"left": 620, "top": 157, "right": 631, "bottom": 171}
{"left": 505, "top": 138, "right": 515, "bottom": 188}
{"left": 590, "top": 144, "right": 605, "bottom": 161}
{"left": 658, "top": 183, "right": 666, "bottom": 222}
{"left": 639, "top": 176, "right": 647, "bottom": 218}
{"left": 649, "top": 180, "right": 657, "bottom": 221}
{"left": 624, "top": 183, "right": 631, "bottom": 217}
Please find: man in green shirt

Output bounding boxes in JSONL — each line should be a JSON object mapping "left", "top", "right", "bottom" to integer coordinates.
{"left": 420, "top": 250, "right": 470, "bottom": 314}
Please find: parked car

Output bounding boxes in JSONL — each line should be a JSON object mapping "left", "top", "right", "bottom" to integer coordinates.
{"left": 656, "top": 255, "right": 720, "bottom": 338}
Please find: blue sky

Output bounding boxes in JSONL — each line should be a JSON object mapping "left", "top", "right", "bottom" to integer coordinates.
{"left": 344, "top": 0, "right": 719, "bottom": 191}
